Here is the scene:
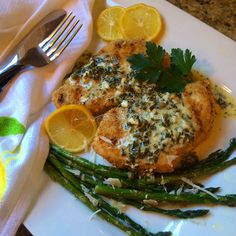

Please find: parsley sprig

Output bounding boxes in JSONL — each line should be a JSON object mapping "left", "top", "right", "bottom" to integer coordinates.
{"left": 127, "top": 42, "right": 196, "bottom": 93}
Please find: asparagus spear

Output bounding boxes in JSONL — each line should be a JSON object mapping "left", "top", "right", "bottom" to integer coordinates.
{"left": 54, "top": 154, "right": 220, "bottom": 195}
{"left": 50, "top": 150, "right": 155, "bottom": 190}
{"left": 50, "top": 145, "right": 236, "bottom": 186}
{"left": 50, "top": 138, "right": 236, "bottom": 186}
{"left": 48, "top": 157, "right": 169, "bottom": 236}
{"left": 49, "top": 151, "right": 224, "bottom": 200}
{"left": 49, "top": 154, "right": 210, "bottom": 219}
{"left": 52, "top": 153, "right": 221, "bottom": 195}
{"left": 117, "top": 199, "right": 209, "bottom": 219}
{"left": 50, "top": 145, "right": 130, "bottom": 178}
{"left": 195, "top": 138, "right": 236, "bottom": 166}
{"left": 116, "top": 157, "right": 236, "bottom": 186}
{"left": 51, "top": 137, "right": 236, "bottom": 174}
{"left": 95, "top": 184, "right": 236, "bottom": 206}
{"left": 167, "top": 157, "right": 236, "bottom": 182}
{"left": 174, "top": 138, "right": 236, "bottom": 175}
{"left": 45, "top": 162, "right": 153, "bottom": 236}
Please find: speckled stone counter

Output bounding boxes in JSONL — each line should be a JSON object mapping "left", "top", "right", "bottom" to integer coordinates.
{"left": 167, "top": 0, "right": 236, "bottom": 41}
{"left": 15, "top": 1, "right": 235, "bottom": 236}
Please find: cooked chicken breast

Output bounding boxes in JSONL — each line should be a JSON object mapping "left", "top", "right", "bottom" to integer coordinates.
{"left": 92, "top": 81, "right": 215, "bottom": 173}
{"left": 52, "top": 40, "right": 146, "bottom": 115}
{"left": 52, "top": 40, "right": 215, "bottom": 173}
{"left": 52, "top": 40, "right": 170, "bottom": 115}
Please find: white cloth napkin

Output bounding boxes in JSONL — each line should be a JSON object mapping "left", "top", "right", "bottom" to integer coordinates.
{"left": 0, "top": 0, "right": 94, "bottom": 235}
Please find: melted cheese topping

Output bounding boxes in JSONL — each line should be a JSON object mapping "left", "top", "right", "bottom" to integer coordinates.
{"left": 73, "top": 55, "right": 124, "bottom": 103}
{"left": 119, "top": 90, "right": 196, "bottom": 163}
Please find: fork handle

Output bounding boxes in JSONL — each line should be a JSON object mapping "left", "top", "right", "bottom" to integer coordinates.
{"left": 0, "top": 63, "right": 26, "bottom": 90}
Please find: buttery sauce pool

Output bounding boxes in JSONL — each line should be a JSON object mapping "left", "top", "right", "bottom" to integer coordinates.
{"left": 192, "top": 70, "right": 236, "bottom": 118}
{"left": 192, "top": 70, "right": 236, "bottom": 159}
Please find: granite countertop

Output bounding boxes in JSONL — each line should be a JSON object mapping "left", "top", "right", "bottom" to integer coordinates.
{"left": 167, "top": 0, "right": 236, "bottom": 41}
{"left": 15, "top": 1, "right": 235, "bottom": 236}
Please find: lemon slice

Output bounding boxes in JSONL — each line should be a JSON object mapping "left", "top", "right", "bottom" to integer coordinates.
{"left": 44, "top": 105, "right": 97, "bottom": 152}
{"left": 96, "top": 6, "right": 125, "bottom": 41}
{"left": 120, "top": 3, "right": 162, "bottom": 41}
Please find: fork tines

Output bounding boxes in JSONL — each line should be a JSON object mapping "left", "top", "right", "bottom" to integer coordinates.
{"left": 39, "top": 11, "right": 82, "bottom": 61}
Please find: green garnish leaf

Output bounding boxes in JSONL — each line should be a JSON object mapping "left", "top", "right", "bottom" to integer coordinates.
{"left": 171, "top": 48, "right": 196, "bottom": 76}
{"left": 127, "top": 42, "right": 196, "bottom": 93}
{"left": 135, "top": 68, "right": 162, "bottom": 84}
{"left": 127, "top": 42, "right": 165, "bottom": 83}
{"left": 159, "top": 68, "right": 188, "bottom": 93}
{"left": 127, "top": 54, "right": 151, "bottom": 71}
{"left": 146, "top": 41, "right": 165, "bottom": 68}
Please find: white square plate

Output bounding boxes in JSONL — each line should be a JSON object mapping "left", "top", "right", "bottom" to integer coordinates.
{"left": 25, "top": 1, "right": 236, "bottom": 235}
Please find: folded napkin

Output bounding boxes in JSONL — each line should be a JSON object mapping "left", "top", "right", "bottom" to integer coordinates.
{"left": 0, "top": 0, "right": 94, "bottom": 235}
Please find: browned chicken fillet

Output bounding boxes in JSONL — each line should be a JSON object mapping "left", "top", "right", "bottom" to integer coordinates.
{"left": 92, "top": 81, "right": 215, "bottom": 173}
{"left": 52, "top": 40, "right": 147, "bottom": 115}
{"left": 52, "top": 40, "right": 170, "bottom": 115}
{"left": 52, "top": 39, "right": 215, "bottom": 173}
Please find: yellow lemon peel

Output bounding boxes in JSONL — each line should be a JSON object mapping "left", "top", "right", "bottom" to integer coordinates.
{"left": 96, "top": 6, "right": 125, "bottom": 41}
{"left": 44, "top": 105, "right": 97, "bottom": 153}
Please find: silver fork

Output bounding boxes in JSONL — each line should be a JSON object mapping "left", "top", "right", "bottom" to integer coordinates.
{"left": 0, "top": 12, "right": 82, "bottom": 89}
